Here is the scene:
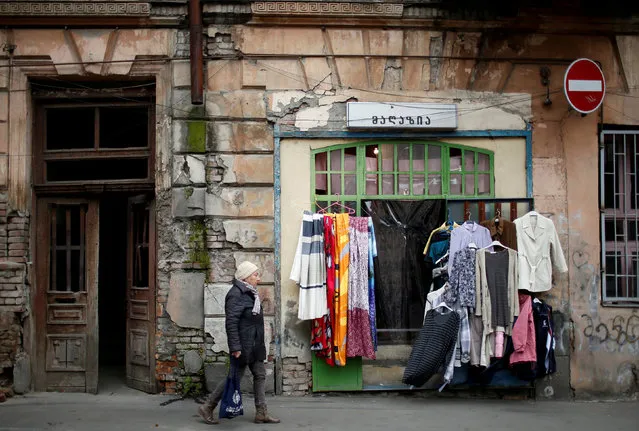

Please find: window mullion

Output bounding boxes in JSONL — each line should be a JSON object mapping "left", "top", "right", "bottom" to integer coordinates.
{"left": 443, "top": 145, "right": 449, "bottom": 197}
{"left": 394, "top": 143, "right": 398, "bottom": 195}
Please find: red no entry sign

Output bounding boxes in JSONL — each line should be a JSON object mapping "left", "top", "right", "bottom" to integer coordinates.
{"left": 563, "top": 58, "right": 606, "bottom": 114}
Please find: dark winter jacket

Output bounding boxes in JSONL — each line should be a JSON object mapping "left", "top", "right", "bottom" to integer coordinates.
{"left": 225, "top": 279, "right": 266, "bottom": 365}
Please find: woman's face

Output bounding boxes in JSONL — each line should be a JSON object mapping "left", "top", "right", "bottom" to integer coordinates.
{"left": 244, "top": 270, "right": 261, "bottom": 287}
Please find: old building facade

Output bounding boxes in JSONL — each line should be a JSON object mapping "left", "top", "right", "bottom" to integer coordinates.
{"left": 0, "top": 0, "right": 638, "bottom": 400}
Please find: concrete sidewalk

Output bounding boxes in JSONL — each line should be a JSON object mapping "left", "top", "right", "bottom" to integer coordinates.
{"left": 0, "top": 390, "right": 637, "bottom": 431}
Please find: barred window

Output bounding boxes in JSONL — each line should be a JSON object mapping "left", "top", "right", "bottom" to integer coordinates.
{"left": 601, "top": 130, "right": 639, "bottom": 304}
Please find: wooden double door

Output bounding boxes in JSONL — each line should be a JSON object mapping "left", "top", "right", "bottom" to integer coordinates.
{"left": 34, "top": 196, "right": 156, "bottom": 393}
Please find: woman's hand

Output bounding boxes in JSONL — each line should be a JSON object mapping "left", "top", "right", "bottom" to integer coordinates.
{"left": 232, "top": 351, "right": 241, "bottom": 358}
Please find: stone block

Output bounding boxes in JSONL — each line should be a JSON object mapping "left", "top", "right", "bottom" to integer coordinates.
{"left": 167, "top": 272, "right": 205, "bottom": 329}
{"left": 335, "top": 58, "right": 368, "bottom": 90}
{"left": 209, "top": 122, "right": 273, "bottom": 152}
{"left": 0, "top": 61, "right": 7, "bottom": 89}
{"left": 233, "top": 252, "right": 274, "bottom": 284}
{"left": 205, "top": 188, "right": 273, "bottom": 217}
{"left": 183, "top": 350, "right": 203, "bottom": 374}
{"left": 368, "top": 30, "right": 403, "bottom": 55}
{"left": 328, "top": 29, "right": 365, "bottom": 55}
{"left": 172, "top": 187, "right": 205, "bottom": 218}
{"left": 204, "top": 283, "right": 232, "bottom": 316}
{"left": 300, "top": 58, "right": 333, "bottom": 93}
{"left": 242, "top": 59, "right": 305, "bottom": 90}
{"left": 206, "top": 91, "right": 266, "bottom": 118}
{"left": 235, "top": 27, "right": 325, "bottom": 55}
{"left": 257, "top": 285, "right": 275, "bottom": 315}
{"left": 219, "top": 154, "right": 273, "bottom": 184}
{"left": 205, "top": 361, "right": 275, "bottom": 395}
{"left": 402, "top": 59, "right": 427, "bottom": 91}
{"left": 171, "top": 89, "right": 206, "bottom": 119}
{"left": 173, "top": 120, "right": 208, "bottom": 154}
{"left": 0, "top": 122, "right": 7, "bottom": 154}
{"left": 0, "top": 92, "right": 7, "bottom": 122}
{"left": 205, "top": 316, "right": 228, "bottom": 353}
{"left": 207, "top": 60, "right": 242, "bottom": 91}
{"left": 535, "top": 356, "right": 572, "bottom": 400}
{"left": 172, "top": 60, "right": 191, "bottom": 88}
{"left": 173, "top": 155, "right": 206, "bottom": 186}
{"left": 223, "top": 219, "right": 274, "bottom": 249}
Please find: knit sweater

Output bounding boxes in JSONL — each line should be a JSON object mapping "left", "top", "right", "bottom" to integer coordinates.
{"left": 403, "top": 308, "right": 460, "bottom": 387}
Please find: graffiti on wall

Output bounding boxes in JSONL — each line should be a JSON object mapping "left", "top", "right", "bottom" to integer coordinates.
{"left": 580, "top": 314, "right": 639, "bottom": 350}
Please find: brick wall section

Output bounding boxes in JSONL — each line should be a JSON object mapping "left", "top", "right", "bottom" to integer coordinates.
{"left": 282, "top": 358, "right": 312, "bottom": 396}
{"left": 0, "top": 192, "right": 30, "bottom": 394}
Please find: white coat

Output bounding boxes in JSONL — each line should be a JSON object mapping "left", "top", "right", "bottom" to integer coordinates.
{"left": 514, "top": 212, "right": 568, "bottom": 292}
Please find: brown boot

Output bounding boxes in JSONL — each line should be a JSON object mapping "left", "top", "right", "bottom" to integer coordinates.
{"left": 198, "top": 402, "right": 219, "bottom": 425}
{"left": 255, "top": 405, "right": 280, "bottom": 424}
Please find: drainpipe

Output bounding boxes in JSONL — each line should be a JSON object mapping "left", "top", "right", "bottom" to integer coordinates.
{"left": 188, "top": 0, "right": 203, "bottom": 105}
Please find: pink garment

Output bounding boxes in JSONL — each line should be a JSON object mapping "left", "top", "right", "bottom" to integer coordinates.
{"left": 494, "top": 331, "right": 505, "bottom": 358}
{"left": 510, "top": 293, "right": 537, "bottom": 365}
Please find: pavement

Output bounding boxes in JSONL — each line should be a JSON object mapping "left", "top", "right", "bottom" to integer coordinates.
{"left": 1, "top": 388, "right": 638, "bottom": 431}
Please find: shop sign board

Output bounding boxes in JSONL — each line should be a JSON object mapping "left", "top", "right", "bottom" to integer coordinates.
{"left": 346, "top": 102, "right": 457, "bottom": 129}
{"left": 563, "top": 58, "right": 606, "bottom": 114}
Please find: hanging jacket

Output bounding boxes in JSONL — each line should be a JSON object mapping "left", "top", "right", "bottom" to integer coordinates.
{"left": 532, "top": 299, "right": 556, "bottom": 376}
{"left": 510, "top": 294, "right": 536, "bottom": 366}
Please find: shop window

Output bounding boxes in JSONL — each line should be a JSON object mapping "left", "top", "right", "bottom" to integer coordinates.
{"left": 601, "top": 130, "right": 639, "bottom": 304}
{"left": 312, "top": 142, "right": 494, "bottom": 213}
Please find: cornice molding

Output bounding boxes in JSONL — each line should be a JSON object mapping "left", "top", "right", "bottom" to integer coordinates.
{"left": 251, "top": 1, "right": 403, "bottom": 17}
{"left": 0, "top": 2, "right": 151, "bottom": 16}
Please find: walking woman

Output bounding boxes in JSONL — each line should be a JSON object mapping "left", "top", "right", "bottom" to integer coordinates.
{"left": 198, "top": 261, "right": 280, "bottom": 425}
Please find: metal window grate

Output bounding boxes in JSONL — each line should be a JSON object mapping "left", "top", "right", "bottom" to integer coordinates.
{"left": 601, "top": 130, "right": 639, "bottom": 304}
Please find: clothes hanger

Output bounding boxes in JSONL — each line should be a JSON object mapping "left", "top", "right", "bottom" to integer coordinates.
{"left": 435, "top": 250, "right": 449, "bottom": 265}
{"left": 317, "top": 195, "right": 355, "bottom": 215}
{"left": 494, "top": 209, "right": 501, "bottom": 225}
{"left": 481, "top": 239, "right": 515, "bottom": 252}
{"left": 465, "top": 211, "right": 472, "bottom": 222}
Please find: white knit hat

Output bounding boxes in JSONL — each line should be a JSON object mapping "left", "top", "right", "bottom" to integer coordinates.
{"left": 235, "top": 261, "right": 259, "bottom": 281}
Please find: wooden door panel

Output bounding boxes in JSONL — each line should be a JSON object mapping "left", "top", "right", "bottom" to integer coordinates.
{"left": 126, "top": 196, "right": 156, "bottom": 393}
{"left": 35, "top": 199, "right": 99, "bottom": 393}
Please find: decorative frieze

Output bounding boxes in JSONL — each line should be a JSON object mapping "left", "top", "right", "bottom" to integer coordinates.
{"left": 0, "top": 2, "right": 151, "bottom": 16}
{"left": 251, "top": 1, "right": 403, "bottom": 17}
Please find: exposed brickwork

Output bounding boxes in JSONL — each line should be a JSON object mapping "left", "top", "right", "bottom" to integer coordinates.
{"left": 281, "top": 357, "right": 311, "bottom": 396}
{"left": 0, "top": 192, "right": 30, "bottom": 395}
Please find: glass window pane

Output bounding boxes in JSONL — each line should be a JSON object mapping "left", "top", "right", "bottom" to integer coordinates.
{"left": 344, "top": 174, "right": 357, "bottom": 195}
{"left": 100, "top": 107, "right": 148, "bottom": 149}
{"left": 315, "top": 152, "right": 327, "bottom": 171}
{"left": 412, "top": 144, "right": 425, "bottom": 171}
{"left": 55, "top": 207, "right": 67, "bottom": 246}
{"left": 46, "top": 159, "right": 148, "bottom": 182}
{"left": 55, "top": 250, "right": 67, "bottom": 291}
{"left": 428, "top": 174, "right": 442, "bottom": 195}
{"left": 366, "top": 174, "right": 378, "bottom": 195}
{"left": 330, "top": 150, "right": 341, "bottom": 171}
{"left": 70, "top": 207, "right": 81, "bottom": 245}
{"left": 330, "top": 173, "right": 342, "bottom": 195}
{"left": 381, "top": 145, "right": 394, "bottom": 172}
{"left": 604, "top": 219, "right": 616, "bottom": 242}
{"left": 450, "top": 148, "right": 462, "bottom": 172}
{"left": 46, "top": 108, "right": 94, "bottom": 150}
{"left": 365, "top": 146, "right": 378, "bottom": 172}
{"left": 413, "top": 174, "right": 425, "bottom": 195}
{"left": 465, "top": 151, "right": 475, "bottom": 171}
{"left": 344, "top": 147, "right": 357, "bottom": 171}
{"left": 450, "top": 174, "right": 462, "bottom": 195}
{"left": 315, "top": 173, "right": 327, "bottom": 195}
{"left": 428, "top": 146, "right": 441, "bottom": 171}
{"left": 398, "top": 144, "right": 410, "bottom": 171}
{"left": 478, "top": 174, "right": 490, "bottom": 195}
{"left": 398, "top": 175, "right": 410, "bottom": 196}
{"left": 478, "top": 153, "right": 490, "bottom": 171}
{"left": 465, "top": 174, "right": 475, "bottom": 195}
{"left": 382, "top": 174, "right": 394, "bottom": 195}
{"left": 71, "top": 250, "right": 81, "bottom": 292}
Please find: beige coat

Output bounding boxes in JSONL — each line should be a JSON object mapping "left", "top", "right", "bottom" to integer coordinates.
{"left": 514, "top": 212, "right": 568, "bottom": 293}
